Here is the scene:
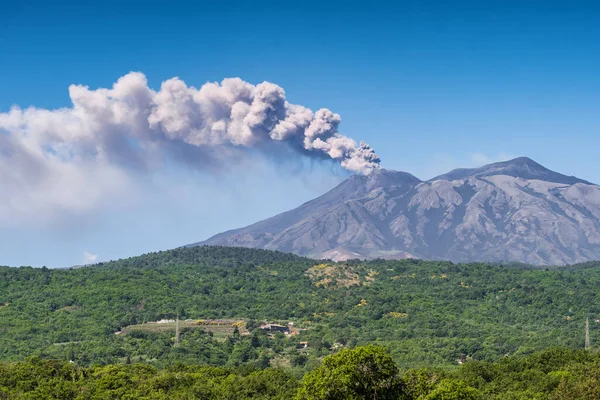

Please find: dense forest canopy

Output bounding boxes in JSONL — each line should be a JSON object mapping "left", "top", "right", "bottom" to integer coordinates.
{"left": 2, "top": 347, "right": 600, "bottom": 399}
{"left": 1, "top": 246, "right": 599, "bottom": 370}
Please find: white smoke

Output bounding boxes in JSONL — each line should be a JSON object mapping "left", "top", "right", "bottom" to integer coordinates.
{"left": 0, "top": 72, "right": 380, "bottom": 223}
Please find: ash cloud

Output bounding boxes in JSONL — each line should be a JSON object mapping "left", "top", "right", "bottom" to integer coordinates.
{"left": 0, "top": 72, "right": 379, "bottom": 223}
{"left": 9, "top": 72, "right": 379, "bottom": 173}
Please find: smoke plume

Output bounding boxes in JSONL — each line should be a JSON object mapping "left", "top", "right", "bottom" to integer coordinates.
{"left": 0, "top": 73, "right": 379, "bottom": 173}
{"left": 0, "top": 72, "right": 380, "bottom": 223}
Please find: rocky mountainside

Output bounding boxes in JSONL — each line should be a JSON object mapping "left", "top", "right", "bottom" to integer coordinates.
{"left": 192, "top": 157, "right": 600, "bottom": 265}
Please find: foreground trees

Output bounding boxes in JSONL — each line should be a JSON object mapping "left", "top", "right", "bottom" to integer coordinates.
{"left": 1, "top": 347, "right": 599, "bottom": 399}
{"left": 296, "top": 346, "right": 403, "bottom": 399}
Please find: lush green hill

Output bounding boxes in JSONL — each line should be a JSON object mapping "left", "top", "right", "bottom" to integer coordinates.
{"left": 1, "top": 246, "right": 600, "bottom": 370}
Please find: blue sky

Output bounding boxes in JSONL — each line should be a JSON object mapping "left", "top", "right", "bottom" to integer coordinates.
{"left": 1, "top": 0, "right": 599, "bottom": 267}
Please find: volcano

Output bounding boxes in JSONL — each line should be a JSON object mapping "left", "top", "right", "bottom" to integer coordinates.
{"left": 191, "top": 158, "right": 600, "bottom": 265}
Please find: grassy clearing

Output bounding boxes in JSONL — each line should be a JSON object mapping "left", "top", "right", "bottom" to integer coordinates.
{"left": 122, "top": 319, "right": 245, "bottom": 339}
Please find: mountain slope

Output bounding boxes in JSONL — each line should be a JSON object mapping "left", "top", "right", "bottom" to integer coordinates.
{"left": 4, "top": 245, "right": 600, "bottom": 369}
{"left": 190, "top": 169, "right": 421, "bottom": 258}
{"left": 195, "top": 157, "right": 600, "bottom": 265}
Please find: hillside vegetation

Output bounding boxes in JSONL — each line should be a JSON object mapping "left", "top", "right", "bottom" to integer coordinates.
{"left": 1, "top": 246, "right": 600, "bottom": 370}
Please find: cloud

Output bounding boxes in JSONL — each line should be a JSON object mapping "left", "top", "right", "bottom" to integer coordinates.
{"left": 82, "top": 251, "right": 98, "bottom": 264}
{"left": 0, "top": 72, "right": 380, "bottom": 225}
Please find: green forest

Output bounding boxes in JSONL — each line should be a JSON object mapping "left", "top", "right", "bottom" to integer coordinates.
{"left": 2, "top": 246, "right": 600, "bottom": 398}
{"left": 2, "top": 346, "right": 600, "bottom": 399}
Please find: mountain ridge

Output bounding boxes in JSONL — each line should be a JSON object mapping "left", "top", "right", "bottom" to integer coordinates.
{"left": 193, "top": 157, "right": 600, "bottom": 265}
{"left": 430, "top": 157, "right": 593, "bottom": 185}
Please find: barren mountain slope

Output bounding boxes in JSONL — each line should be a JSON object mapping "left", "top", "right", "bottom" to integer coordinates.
{"left": 194, "top": 158, "right": 600, "bottom": 265}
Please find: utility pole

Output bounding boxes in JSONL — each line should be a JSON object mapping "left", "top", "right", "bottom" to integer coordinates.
{"left": 175, "top": 311, "right": 180, "bottom": 347}
{"left": 585, "top": 317, "right": 591, "bottom": 350}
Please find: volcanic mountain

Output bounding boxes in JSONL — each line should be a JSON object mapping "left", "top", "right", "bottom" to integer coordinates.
{"left": 192, "top": 157, "right": 600, "bottom": 265}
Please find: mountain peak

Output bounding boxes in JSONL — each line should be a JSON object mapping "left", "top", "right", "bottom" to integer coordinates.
{"left": 431, "top": 157, "right": 592, "bottom": 185}
{"left": 506, "top": 156, "right": 539, "bottom": 165}
{"left": 492, "top": 156, "right": 547, "bottom": 171}
{"left": 339, "top": 168, "right": 420, "bottom": 193}
{"left": 362, "top": 168, "right": 422, "bottom": 188}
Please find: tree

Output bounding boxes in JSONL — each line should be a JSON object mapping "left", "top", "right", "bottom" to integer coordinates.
{"left": 232, "top": 326, "right": 240, "bottom": 340}
{"left": 227, "top": 341, "right": 254, "bottom": 367}
{"left": 424, "top": 380, "right": 482, "bottom": 400}
{"left": 256, "top": 353, "right": 270, "bottom": 369}
{"left": 402, "top": 369, "right": 442, "bottom": 399}
{"left": 296, "top": 345, "right": 403, "bottom": 400}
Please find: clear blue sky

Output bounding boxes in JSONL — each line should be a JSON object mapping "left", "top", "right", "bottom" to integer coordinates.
{"left": 1, "top": 0, "right": 599, "bottom": 267}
